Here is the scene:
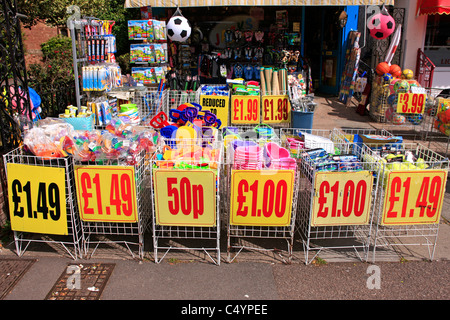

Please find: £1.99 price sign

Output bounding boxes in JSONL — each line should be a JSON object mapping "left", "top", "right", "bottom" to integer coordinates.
{"left": 312, "top": 171, "right": 374, "bottom": 226}
{"left": 75, "top": 166, "right": 138, "bottom": 223}
{"left": 153, "top": 170, "right": 217, "bottom": 227}
{"left": 396, "top": 93, "right": 426, "bottom": 114}
{"left": 7, "top": 163, "right": 68, "bottom": 235}
{"left": 231, "top": 95, "right": 260, "bottom": 124}
{"left": 381, "top": 170, "right": 447, "bottom": 225}
{"left": 230, "top": 170, "right": 295, "bottom": 226}
{"left": 262, "top": 95, "right": 291, "bottom": 124}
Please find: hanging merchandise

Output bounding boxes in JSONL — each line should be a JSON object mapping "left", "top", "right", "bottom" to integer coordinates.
{"left": 167, "top": 7, "right": 192, "bottom": 43}
{"left": 367, "top": 5, "right": 395, "bottom": 40}
{"left": 384, "top": 23, "right": 402, "bottom": 64}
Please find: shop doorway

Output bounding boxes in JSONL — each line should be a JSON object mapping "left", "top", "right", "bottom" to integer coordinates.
{"left": 319, "top": 7, "right": 342, "bottom": 95}
{"left": 305, "top": 6, "right": 358, "bottom": 95}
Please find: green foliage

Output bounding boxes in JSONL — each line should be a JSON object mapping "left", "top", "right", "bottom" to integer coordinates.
{"left": 27, "top": 36, "right": 74, "bottom": 85}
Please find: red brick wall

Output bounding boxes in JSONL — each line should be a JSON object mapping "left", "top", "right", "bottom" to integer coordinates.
{"left": 22, "top": 21, "right": 59, "bottom": 66}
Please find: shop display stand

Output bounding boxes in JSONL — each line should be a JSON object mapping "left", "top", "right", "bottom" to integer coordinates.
{"left": 150, "top": 137, "right": 223, "bottom": 265}
{"left": 224, "top": 126, "right": 300, "bottom": 264}
{"left": 75, "top": 150, "right": 152, "bottom": 260}
{"left": 280, "top": 128, "right": 381, "bottom": 265}
{"left": 362, "top": 142, "right": 449, "bottom": 262}
{"left": 421, "top": 89, "right": 450, "bottom": 157}
{"left": 68, "top": 18, "right": 87, "bottom": 109}
{"left": 3, "top": 148, "right": 84, "bottom": 259}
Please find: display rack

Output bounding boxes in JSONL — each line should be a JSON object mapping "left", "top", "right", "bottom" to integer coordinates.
{"left": 223, "top": 126, "right": 299, "bottom": 263}
{"left": 280, "top": 128, "right": 382, "bottom": 264}
{"left": 3, "top": 148, "right": 84, "bottom": 259}
{"left": 150, "top": 135, "right": 223, "bottom": 265}
{"left": 362, "top": 142, "right": 449, "bottom": 262}
{"left": 74, "top": 150, "right": 152, "bottom": 260}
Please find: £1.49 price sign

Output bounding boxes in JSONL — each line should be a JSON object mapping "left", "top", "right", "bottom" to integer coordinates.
{"left": 230, "top": 170, "right": 295, "bottom": 226}
{"left": 312, "top": 171, "right": 374, "bottom": 227}
{"left": 381, "top": 170, "right": 447, "bottom": 225}
{"left": 231, "top": 95, "right": 260, "bottom": 124}
{"left": 262, "top": 95, "right": 291, "bottom": 124}
{"left": 153, "top": 170, "right": 217, "bottom": 227}
{"left": 75, "top": 166, "right": 138, "bottom": 223}
{"left": 7, "top": 163, "right": 68, "bottom": 235}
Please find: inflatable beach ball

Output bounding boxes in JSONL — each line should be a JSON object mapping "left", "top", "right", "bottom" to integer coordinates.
{"left": 402, "top": 69, "right": 414, "bottom": 80}
{"left": 167, "top": 15, "right": 191, "bottom": 42}
{"left": 382, "top": 73, "right": 393, "bottom": 84}
{"left": 393, "top": 80, "right": 410, "bottom": 93}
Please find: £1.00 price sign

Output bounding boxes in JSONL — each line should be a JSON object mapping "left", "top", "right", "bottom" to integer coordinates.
{"left": 231, "top": 95, "right": 260, "bottom": 124}
{"left": 262, "top": 95, "right": 291, "bottom": 124}
{"left": 75, "top": 166, "right": 138, "bottom": 223}
{"left": 381, "top": 170, "right": 447, "bottom": 225}
{"left": 396, "top": 93, "right": 426, "bottom": 114}
{"left": 312, "top": 171, "right": 374, "bottom": 226}
{"left": 153, "top": 170, "right": 217, "bottom": 227}
{"left": 7, "top": 163, "right": 68, "bottom": 235}
{"left": 230, "top": 170, "right": 295, "bottom": 226}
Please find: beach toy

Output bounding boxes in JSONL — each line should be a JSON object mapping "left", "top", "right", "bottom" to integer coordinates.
{"left": 149, "top": 111, "right": 170, "bottom": 128}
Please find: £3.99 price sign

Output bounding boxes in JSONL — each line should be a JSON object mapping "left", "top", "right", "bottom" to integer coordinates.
{"left": 7, "top": 163, "right": 68, "bottom": 235}
{"left": 75, "top": 166, "right": 138, "bottom": 223}
{"left": 230, "top": 170, "right": 295, "bottom": 226}
{"left": 262, "top": 95, "right": 291, "bottom": 124}
{"left": 396, "top": 93, "right": 426, "bottom": 114}
{"left": 231, "top": 95, "right": 260, "bottom": 124}
{"left": 312, "top": 171, "right": 374, "bottom": 227}
{"left": 153, "top": 170, "right": 217, "bottom": 227}
{"left": 381, "top": 170, "right": 447, "bottom": 225}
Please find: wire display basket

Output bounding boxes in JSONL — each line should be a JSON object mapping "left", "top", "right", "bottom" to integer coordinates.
{"left": 3, "top": 148, "right": 84, "bottom": 259}
{"left": 150, "top": 134, "right": 223, "bottom": 265}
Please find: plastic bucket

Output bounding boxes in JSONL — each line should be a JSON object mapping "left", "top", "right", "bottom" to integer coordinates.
{"left": 292, "top": 111, "right": 314, "bottom": 133}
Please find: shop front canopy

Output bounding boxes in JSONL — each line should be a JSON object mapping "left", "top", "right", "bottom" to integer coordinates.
{"left": 124, "top": 0, "right": 394, "bottom": 8}
{"left": 416, "top": 0, "right": 450, "bottom": 16}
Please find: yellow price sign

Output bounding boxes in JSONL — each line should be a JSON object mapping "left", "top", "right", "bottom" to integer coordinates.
{"left": 231, "top": 95, "right": 260, "bottom": 124}
{"left": 75, "top": 166, "right": 138, "bottom": 223}
{"left": 230, "top": 170, "right": 294, "bottom": 226}
{"left": 200, "top": 94, "right": 229, "bottom": 127}
{"left": 312, "top": 171, "right": 373, "bottom": 227}
{"left": 262, "top": 95, "right": 291, "bottom": 124}
{"left": 396, "top": 93, "right": 426, "bottom": 114}
{"left": 381, "top": 170, "right": 447, "bottom": 225}
{"left": 7, "top": 163, "right": 68, "bottom": 235}
{"left": 153, "top": 170, "right": 217, "bottom": 227}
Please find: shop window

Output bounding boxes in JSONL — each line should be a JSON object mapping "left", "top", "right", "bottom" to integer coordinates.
{"left": 424, "top": 14, "right": 450, "bottom": 67}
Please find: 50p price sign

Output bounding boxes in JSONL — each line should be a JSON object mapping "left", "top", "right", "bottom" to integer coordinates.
{"left": 381, "top": 170, "right": 447, "bottom": 225}
{"left": 312, "top": 171, "right": 373, "bottom": 226}
{"left": 7, "top": 163, "right": 67, "bottom": 235}
{"left": 230, "top": 170, "right": 295, "bottom": 226}
{"left": 75, "top": 166, "right": 138, "bottom": 223}
{"left": 153, "top": 170, "right": 217, "bottom": 227}
{"left": 231, "top": 95, "right": 260, "bottom": 124}
{"left": 262, "top": 95, "right": 291, "bottom": 124}
{"left": 396, "top": 93, "right": 426, "bottom": 114}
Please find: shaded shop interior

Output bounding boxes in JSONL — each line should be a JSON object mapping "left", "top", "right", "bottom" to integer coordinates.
{"left": 143, "top": 5, "right": 360, "bottom": 95}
